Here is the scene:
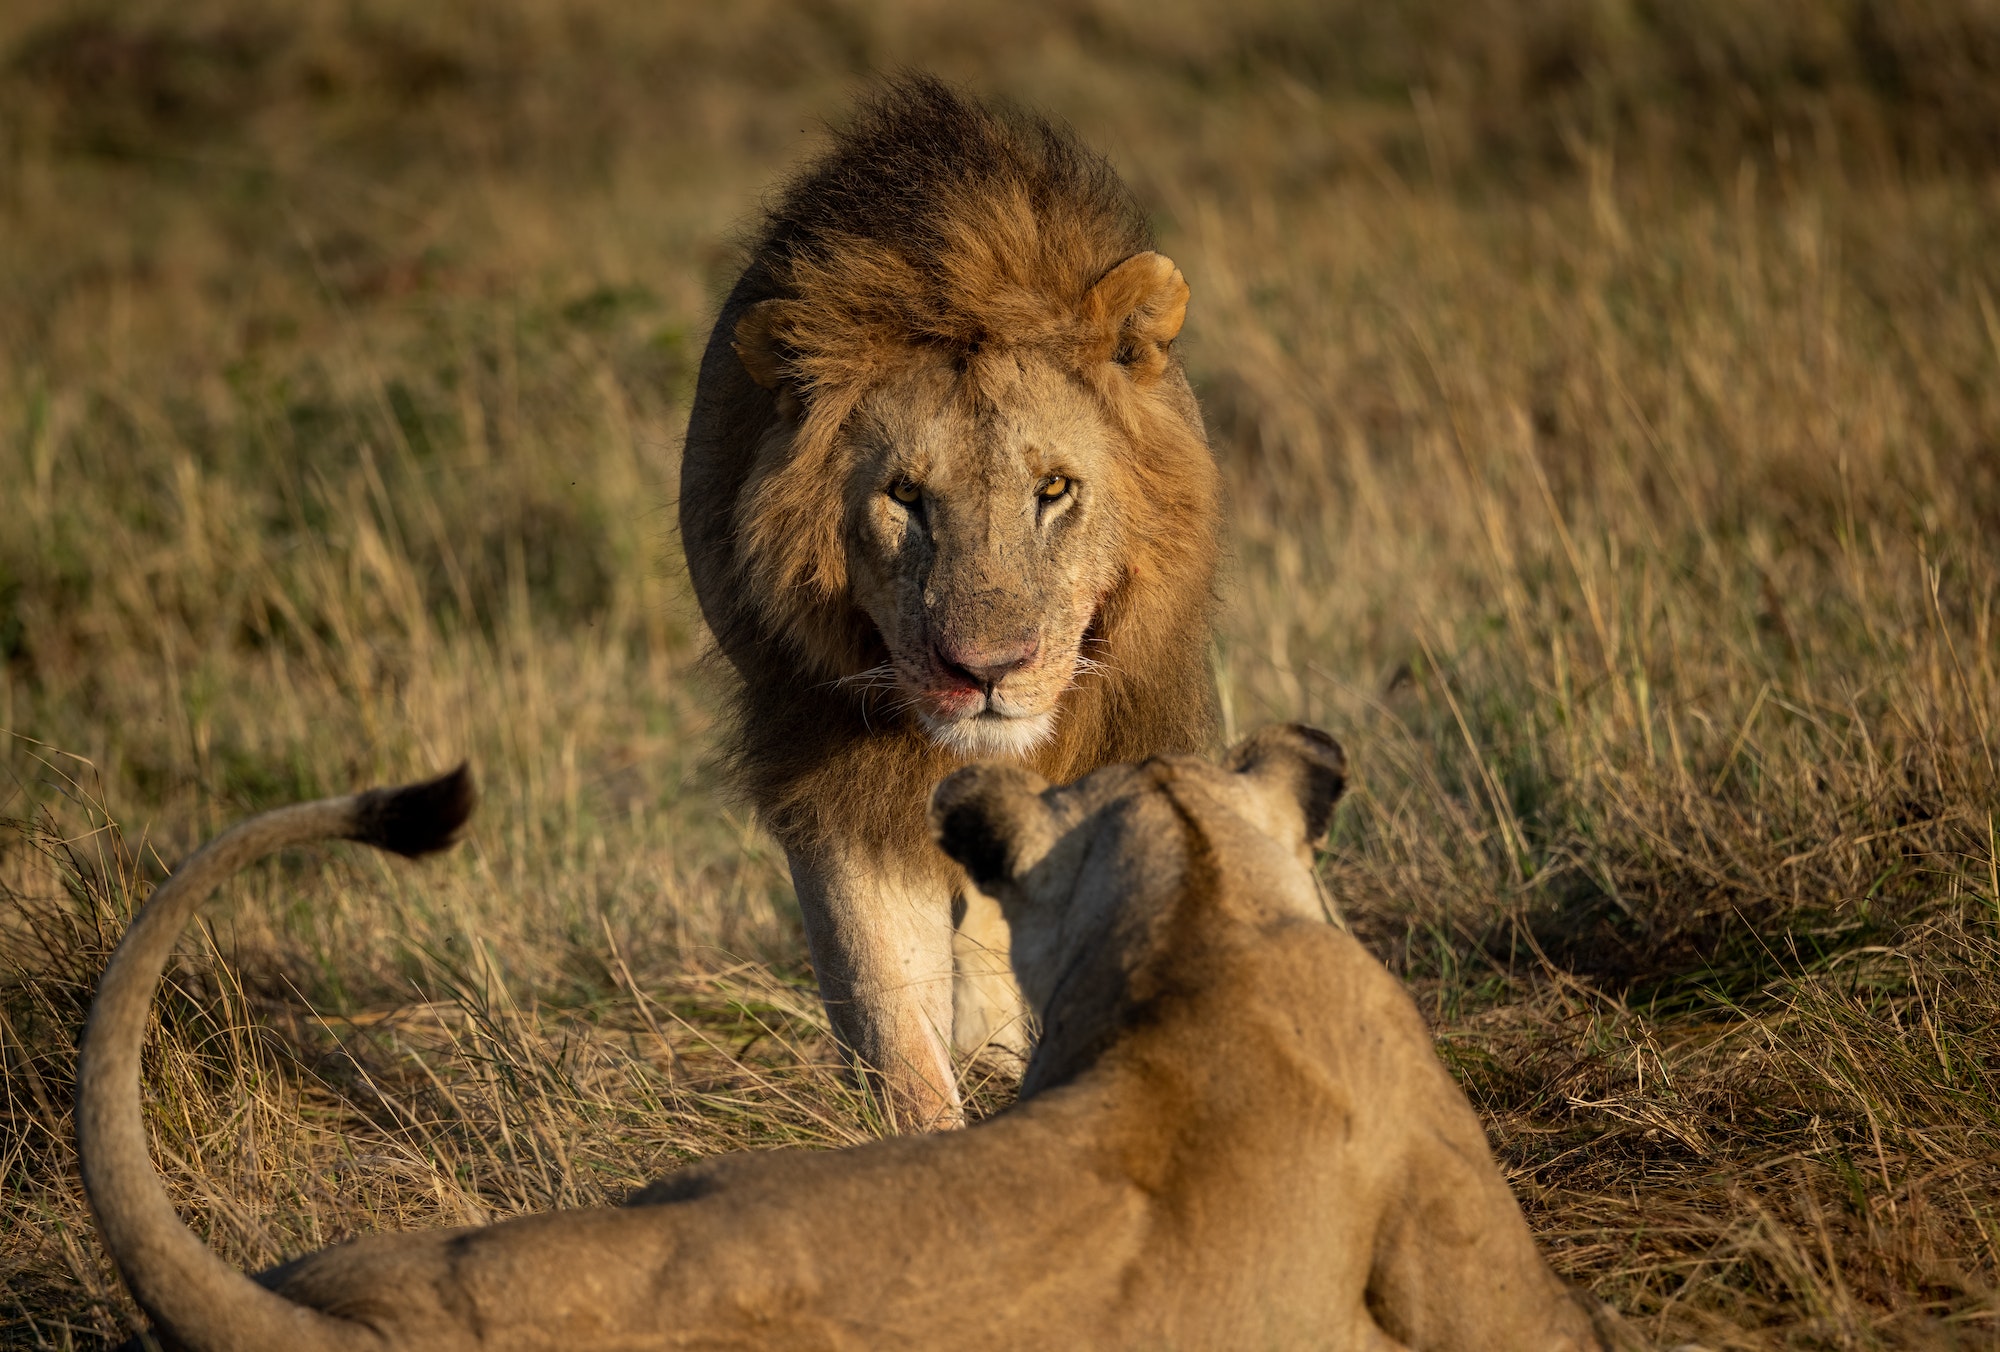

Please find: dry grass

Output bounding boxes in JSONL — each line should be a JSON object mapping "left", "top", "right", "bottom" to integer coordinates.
{"left": 3, "top": 1, "right": 1999, "bottom": 1346}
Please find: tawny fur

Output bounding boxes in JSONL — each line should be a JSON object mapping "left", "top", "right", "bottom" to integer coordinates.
{"left": 78, "top": 735, "right": 1626, "bottom": 1351}
{"left": 680, "top": 76, "right": 1221, "bottom": 1123}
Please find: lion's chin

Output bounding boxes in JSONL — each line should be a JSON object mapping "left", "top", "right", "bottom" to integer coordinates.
{"left": 921, "top": 709, "right": 1056, "bottom": 759}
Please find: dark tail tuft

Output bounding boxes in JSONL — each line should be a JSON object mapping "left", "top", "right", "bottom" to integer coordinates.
{"left": 346, "top": 763, "right": 477, "bottom": 858}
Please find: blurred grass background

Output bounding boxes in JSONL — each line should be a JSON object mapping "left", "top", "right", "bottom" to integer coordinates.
{"left": 2, "top": 1, "right": 1998, "bottom": 1345}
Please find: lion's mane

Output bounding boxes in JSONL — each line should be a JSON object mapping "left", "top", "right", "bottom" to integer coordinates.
{"left": 680, "top": 76, "right": 1221, "bottom": 868}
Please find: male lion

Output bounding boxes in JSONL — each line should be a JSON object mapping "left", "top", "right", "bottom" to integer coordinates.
{"left": 78, "top": 733, "right": 1621, "bottom": 1350}
{"left": 679, "top": 77, "right": 1221, "bottom": 1126}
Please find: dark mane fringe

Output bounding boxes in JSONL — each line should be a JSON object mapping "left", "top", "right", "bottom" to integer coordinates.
{"left": 760, "top": 74, "right": 1152, "bottom": 353}
{"left": 766, "top": 75, "right": 1146, "bottom": 256}
{"left": 746, "top": 76, "right": 1159, "bottom": 395}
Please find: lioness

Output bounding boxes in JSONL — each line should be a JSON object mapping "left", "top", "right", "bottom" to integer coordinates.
{"left": 80, "top": 730, "right": 1617, "bottom": 1350}
{"left": 680, "top": 76, "right": 1222, "bottom": 1125}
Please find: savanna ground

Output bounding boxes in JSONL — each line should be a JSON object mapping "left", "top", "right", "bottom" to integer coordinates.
{"left": 3, "top": 1, "right": 1999, "bottom": 1346}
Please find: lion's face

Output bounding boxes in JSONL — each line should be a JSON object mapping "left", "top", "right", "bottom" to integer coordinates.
{"left": 727, "top": 249, "right": 1212, "bottom": 764}
{"left": 839, "top": 352, "right": 1126, "bottom": 758}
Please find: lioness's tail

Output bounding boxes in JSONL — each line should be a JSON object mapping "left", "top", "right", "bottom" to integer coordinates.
{"left": 77, "top": 767, "right": 475, "bottom": 1352}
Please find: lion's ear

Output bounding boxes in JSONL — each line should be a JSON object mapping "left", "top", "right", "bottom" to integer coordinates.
{"left": 733, "top": 300, "right": 804, "bottom": 418}
{"left": 1085, "top": 251, "right": 1189, "bottom": 383}
{"left": 1226, "top": 724, "right": 1347, "bottom": 849}
{"left": 930, "top": 763, "right": 1056, "bottom": 890}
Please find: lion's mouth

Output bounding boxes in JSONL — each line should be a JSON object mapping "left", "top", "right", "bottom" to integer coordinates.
{"left": 923, "top": 684, "right": 989, "bottom": 717}
{"left": 850, "top": 614, "right": 1107, "bottom": 757}
{"left": 916, "top": 679, "right": 1045, "bottom": 726}
{"left": 901, "top": 648, "right": 1072, "bottom": 757}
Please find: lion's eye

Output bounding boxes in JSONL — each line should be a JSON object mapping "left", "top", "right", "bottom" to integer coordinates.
{"left": 889, "top": 480, "right": 922, "bottom": 506}
{"left": 1036, "top": 475, "right": 1071, "bottom": 502}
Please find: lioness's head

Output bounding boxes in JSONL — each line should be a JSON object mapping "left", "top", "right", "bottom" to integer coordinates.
{"left": 721, "top": 79, "right": 1219, "bottom": 764}
{"left": 929, "top": 724, "right": 1346, "bottom": 1067}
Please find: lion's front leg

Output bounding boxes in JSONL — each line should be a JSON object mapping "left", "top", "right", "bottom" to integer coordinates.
{"left": 786, "top": 845, "right": 961, "bottom": 1130}
{"left": 951, "top": 881, "right": 1032, "bottom": 1070}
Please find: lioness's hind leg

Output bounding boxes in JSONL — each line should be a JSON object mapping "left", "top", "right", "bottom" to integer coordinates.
{"left": 1369, "top": 1071, "right": 1606, "bottom": 1351}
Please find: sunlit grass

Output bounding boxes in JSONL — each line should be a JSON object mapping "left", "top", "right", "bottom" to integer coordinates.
{"left": 4, "top": 1, "right": 1999, "bottom": 1345}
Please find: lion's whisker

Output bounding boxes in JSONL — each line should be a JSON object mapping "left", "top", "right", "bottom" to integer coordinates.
{"left": 829, "top": 663, "right": 900, "bottom": 693}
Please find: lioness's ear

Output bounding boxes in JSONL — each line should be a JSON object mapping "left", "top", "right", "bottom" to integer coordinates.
{"left": 930, "top": 763, "right": 1056, "bottom": 889}
{"left": 1085, "top": 251, "right": 1189, "bottom": 383}
{"left": 733, "top": 300, "right": 803, "bottom": 419}
{"left": 1227, "top": 724, "right": 1347, "bottom": 848}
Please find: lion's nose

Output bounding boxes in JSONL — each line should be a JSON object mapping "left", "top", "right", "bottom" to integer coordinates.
{"left": 936, "top": 637, "right": 1038, "bottom": 692}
